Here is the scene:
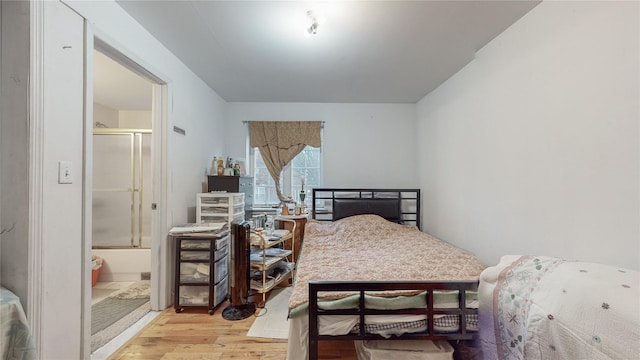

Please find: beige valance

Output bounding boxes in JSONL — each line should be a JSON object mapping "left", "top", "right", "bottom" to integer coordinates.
{"left": 248, "top": 121, "right": 322, "bottom": 202}
{"left": 248, "top": 121, "right": 322, "bottom": 148}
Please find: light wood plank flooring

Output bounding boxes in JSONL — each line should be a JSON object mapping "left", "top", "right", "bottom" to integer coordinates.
{"left": 108, "top": 299, "right": 358, "bottom": 360}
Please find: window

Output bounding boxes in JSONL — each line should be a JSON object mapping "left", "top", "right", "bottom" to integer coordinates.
{"left": 252, "top": 146, "right": 321, "bottom": 207}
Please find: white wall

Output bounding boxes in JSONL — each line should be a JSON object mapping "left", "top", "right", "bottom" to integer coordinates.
{"left": 93, "top": 105, "right": 152, "bottom": 129}
{"left": 417, "top": 1, "right": 639, "bottom": 270}
{"left": 93, "top": 102, "right": 119, "bottom": 127}
{"left": 92, "top": 249, "right": 151, "bottom": 282}
{"left": 226, "top": 102, "right": 418, "bottom": 188}
{"left": 119, "top": 110, "right": 151, "bottom": 129}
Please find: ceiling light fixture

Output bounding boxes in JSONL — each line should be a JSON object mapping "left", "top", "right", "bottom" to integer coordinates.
{"left": 306, "top": 10, "right": 321, "bottom": 36}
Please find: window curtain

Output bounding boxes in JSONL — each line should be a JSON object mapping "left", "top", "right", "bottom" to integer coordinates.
{"left": 248, "top": 121, "right": 322, "bottom": 202}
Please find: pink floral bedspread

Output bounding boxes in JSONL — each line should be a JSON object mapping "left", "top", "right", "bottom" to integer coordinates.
{"left": 288, "top": 215, "right": 485, "bottom": 311}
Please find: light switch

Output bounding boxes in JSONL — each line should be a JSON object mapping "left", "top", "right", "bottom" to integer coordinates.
{"left": 58, "top": 161, "right": 73, "bottom": 184}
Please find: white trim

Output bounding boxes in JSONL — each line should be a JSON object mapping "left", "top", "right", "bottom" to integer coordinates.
{"left": 92, "top": 28, "right": 169, "bottom": 87}
{"left": 81, "top": 21, "right": 95, "bottom": 360}
{"left": 151, "top": 83, "right": 171, "bottom": 310}
{"left": 27, "top": 0, "right": 44, "bottom": 356}
{"left": 161, "top": 85, "right": 172, "bottom": 309}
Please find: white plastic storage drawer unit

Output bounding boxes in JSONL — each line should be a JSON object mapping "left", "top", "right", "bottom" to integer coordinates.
{"left": 196, "top": 192, "right": 245, "bottom": 230}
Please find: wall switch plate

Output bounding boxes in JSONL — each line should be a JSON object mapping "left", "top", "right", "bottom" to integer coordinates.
{"left": 58, "top": 161, "right": 73, "bottom": 184}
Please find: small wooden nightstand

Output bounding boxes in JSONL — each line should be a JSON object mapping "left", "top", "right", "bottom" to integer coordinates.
{"left": 276, "top": 214, "right": 308, "bottom": 263}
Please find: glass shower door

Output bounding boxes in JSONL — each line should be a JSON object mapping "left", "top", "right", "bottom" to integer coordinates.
{"left": 92, "top": 131, "right": 151, "bottom": 248}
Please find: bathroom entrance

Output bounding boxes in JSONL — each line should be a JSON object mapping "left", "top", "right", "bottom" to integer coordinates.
{"left": 90, "top": 48, "right": 159, "bottom": 353}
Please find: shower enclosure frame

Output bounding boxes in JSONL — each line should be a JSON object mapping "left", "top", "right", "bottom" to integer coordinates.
{"left": 92, "top": 128, "right": 151, "bottom": 249}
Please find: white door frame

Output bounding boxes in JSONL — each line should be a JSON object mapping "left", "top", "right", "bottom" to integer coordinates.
{"left": 81, "top": 22, "right": 95, "bottom": 358}
{"left": 81, "top": 29, "right": 171, "bottom": 357}
{"left": 27, "top": 1, "right": 45, "bottom": 355}
{"left": 149, "top": 83, "right": 171, "bottom": 311}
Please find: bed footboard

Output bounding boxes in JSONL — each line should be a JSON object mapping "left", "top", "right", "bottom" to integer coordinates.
{"left": 308, "top": 280, "right": 479, "bottom": 360}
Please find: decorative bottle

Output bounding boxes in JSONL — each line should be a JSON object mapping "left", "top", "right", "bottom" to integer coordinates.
{"left": 211, "top": 157, "right": 217, "bottom": 176}
{"left": 217, "top": 158, "right": 224, "bottom": 176}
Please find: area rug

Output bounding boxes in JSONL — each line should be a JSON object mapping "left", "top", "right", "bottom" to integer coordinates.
{"left": 91, "top": 301, "right": 151, "bottom": 352}
{"left": 246, "top": 286, "right": 292, "bottom": 339}
{"left": 92, "top": 280, "right": 150, "bottom": 334}
{"left": 91, "top": 280, "right": 151, "bottom": 352}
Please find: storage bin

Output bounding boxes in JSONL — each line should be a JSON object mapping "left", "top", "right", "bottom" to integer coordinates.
{"left": 354, "top": 340, "right": 454, "bottom": 360}
{"left": 213, "top": 275, "right": 228, "bottom": 307}
{"left": 91, "top": 255, "right": 103, "bottom": 287}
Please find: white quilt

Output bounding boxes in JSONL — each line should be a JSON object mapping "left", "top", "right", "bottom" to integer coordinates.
{"left": 1, "top": 287, "right": 36, "bottom": 360}
{"left": 479, "top": 255, "right": 640, "bottom": 360}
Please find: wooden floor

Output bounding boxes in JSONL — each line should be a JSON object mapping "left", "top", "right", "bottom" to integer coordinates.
{"left": 108, "top": 299, "right": 358, "bottom": 360}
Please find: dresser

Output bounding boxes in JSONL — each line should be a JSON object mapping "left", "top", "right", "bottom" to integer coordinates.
{"left": 172, "top": 231, "right": 229, "bottom": 315}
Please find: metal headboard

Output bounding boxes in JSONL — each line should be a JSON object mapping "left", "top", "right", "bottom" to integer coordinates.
{"left": 311, "top": 188, "right": 421, "bottom": 230}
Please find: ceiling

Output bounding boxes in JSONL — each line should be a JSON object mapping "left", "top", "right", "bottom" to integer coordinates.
{"left": 114, "top": 0, "right": 540, "bottom": 104}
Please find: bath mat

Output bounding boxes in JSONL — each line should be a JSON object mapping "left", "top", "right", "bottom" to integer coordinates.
{"left": 110, "top": 280, "right": 150, "bottom": 300}
{"left": 91, "top": 281, "right": 150, "bottom": 335}
{"left": 91, "top": 301, "right": 151, "bottom": 353}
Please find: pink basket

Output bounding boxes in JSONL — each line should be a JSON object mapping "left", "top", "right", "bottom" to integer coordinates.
{"left": 91, "top": 256, "right": 103, "bottom": 287}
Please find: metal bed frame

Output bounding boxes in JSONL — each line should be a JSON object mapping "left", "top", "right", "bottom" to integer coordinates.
{"left": 303, "top": 188, "right": 478, "bottom": 359}
{"left": 308, "top": 280, "right": 479, "bottom": 360}
{"left": 311, "top": 188, "right": 421, "bottom": 230}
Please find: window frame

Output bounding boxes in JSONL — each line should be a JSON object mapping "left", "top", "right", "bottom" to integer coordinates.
{"left": 249, "top": 145, "right": 322, "bottom": 208}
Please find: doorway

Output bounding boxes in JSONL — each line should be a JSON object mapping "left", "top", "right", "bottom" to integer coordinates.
{"left": 89, "top": 46, "right": 164, "bottom": 354}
